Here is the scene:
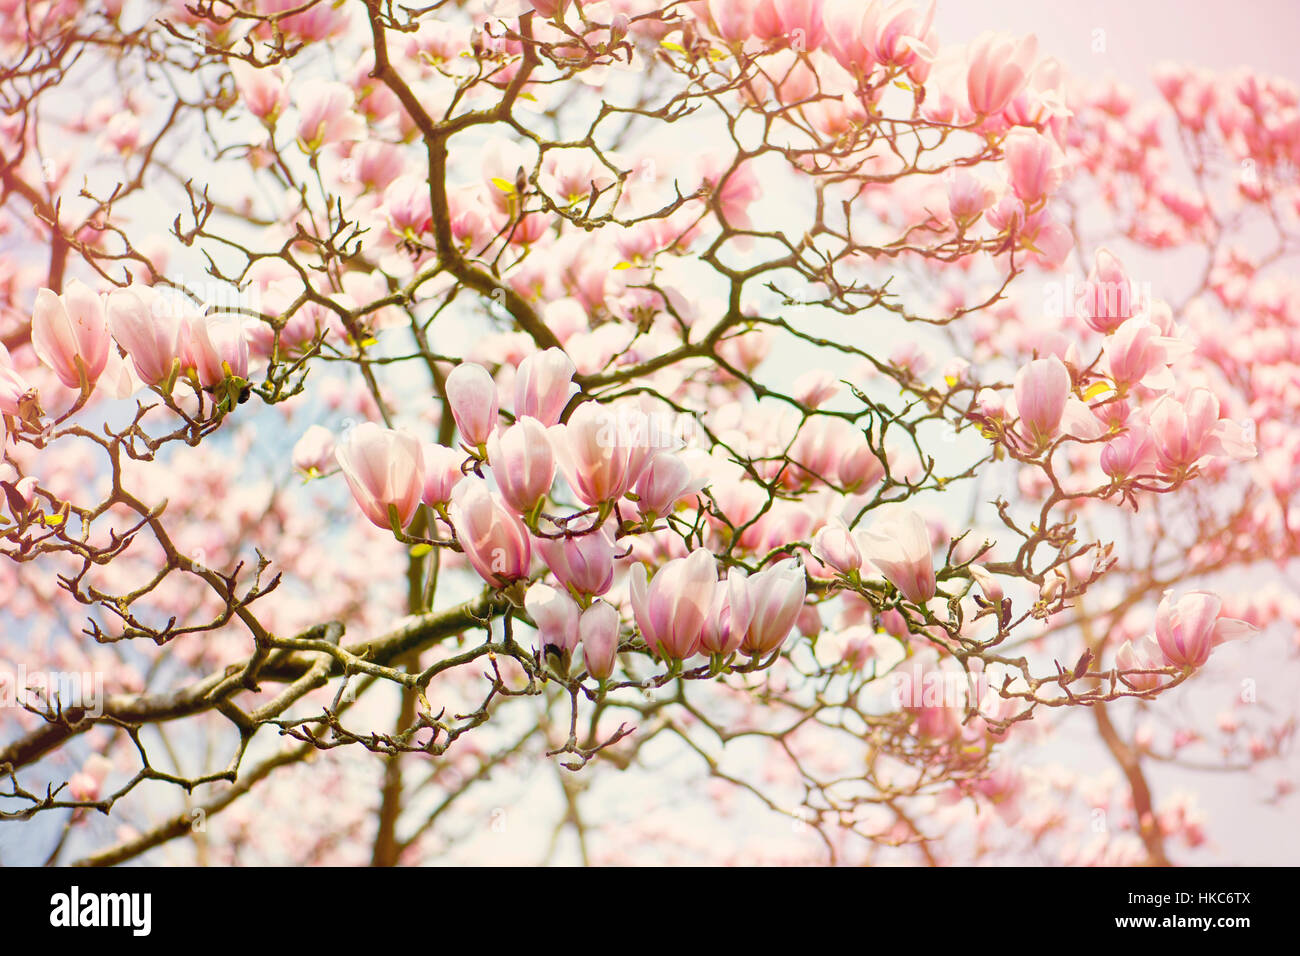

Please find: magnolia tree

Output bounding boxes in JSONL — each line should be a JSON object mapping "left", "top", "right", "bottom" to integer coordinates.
{"left": 0, "top": 0, "right": 1295, "bottom": 866}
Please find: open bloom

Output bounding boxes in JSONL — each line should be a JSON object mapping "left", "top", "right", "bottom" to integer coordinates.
{"left": 32, "top": 281, "right": 111, "bottom": 391}
{"left": 185, "top": 313, "right": 249, "bottom": 388}
{"left": 446, "top": 362, "right": 499, "bottom": 448}
{"left": 580, "top": 600, "right": 620, "bottom": 680}
{"left": 946, "top": 169, "right": 995, "bottom": 226}
{"left": 448, "top": 479, "right": 532, "bottom": 587}
{"left": 966, "top": 32, "right": 1038, "bottom": 116}
{"left": 292, "top": 425, "right": 336, "bottom": 477}
{"left": 634, "top": 451, "right": 704, "bottom": 519}
{"left": 1154, "top": 590, "right": 1257, "bottom": 669}
{"left": 549, "top": 402, "right": 655, "bottom": 507}
{"left": 866, "top": 0, "right": 938, "bottom": 80}
{"left": 838, "top": 439, "right": 885, "bottom": 489}
{"left": 752, "top": 0, "right": 826, "bottom": 49}
{"left": 629, "top": 549, "right": 717, "bottom": 660}
{"left": 229, "top": 60, "right": 291, "bottom": 122}
{"left": 382, "top": 175, "right": 433, "bottom": 237}
{"left": 295, "top": 78, "right": 361, "bottom": 150}
{"left": 107, "top": 287, "right": 187, "bottom": 387}
{"left": 334, "top": 423, "right": 425, "bottom": 530}
{"left": 1105, "top": 317, "right": 1191, "bottom": 392}
{"left": 1101, "top": 429, "right": 1156, "bottom": 481}
{"left": 741, "top": 559, "right": 807, "bottom": 657}
{"left": 1117, "top": 634, "right": 1165, "bottom": 690}
{"left": 514, "top": 347, "right": 577, "bottom": 426}
{"left": 1148, "top": 389, "right": 1256, "bottom": 474}
{"left": 486, "top": 416, "right": 554, "bottom": 514}
{"left": 859, "top": 507, "right": 936, "bottom": 604}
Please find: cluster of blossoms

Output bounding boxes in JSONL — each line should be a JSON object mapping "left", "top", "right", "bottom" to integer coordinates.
{"left": 320, "top": 348, "right": 813, "bottom": 681}
{"left": 0, "top": 0, "right": 1292, "bottom": 867}
{"left": 1, "top": 281, "right": 252, "bottom": 422}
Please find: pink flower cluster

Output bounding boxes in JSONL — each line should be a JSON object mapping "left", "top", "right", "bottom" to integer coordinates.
{"left": 2, "top": 281, "right": 253, "bottom": 433}
{"left": 330, "top": 349, "right": 812, "bottom": 679}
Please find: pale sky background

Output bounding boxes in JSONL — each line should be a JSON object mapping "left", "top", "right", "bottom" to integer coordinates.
{"left": 936, "top": 0, "right": 1300, "bottom": 88}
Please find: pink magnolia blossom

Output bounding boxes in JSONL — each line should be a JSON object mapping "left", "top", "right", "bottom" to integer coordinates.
{"left": 634, "top": 452, "right": 704, "bottom": 519}
{"left": 691, "top": 0, "right": 753, "bottom": 45}
{"left": 740, "top": 559, "right": 807, "bottom": 656}
{"left": 1014, "top": 355, "right": 1071, "bottom": 449}
{"left": 350, "top": 141, "right": 406, "bottom": 193}
{"left": 1154, "top": 590, "right": 1257, "bottom": 669}
{"left": 382, "top": 175, "right": 433, "bottom": 238}
{"left": 866, "top": 0, "right": 937, "bottom": 80}
{"left": 486, "top": 416, "right": 555, "bottom": 514}
{"left": 526, "top": 0, "right": 569, "bottom": 20}
{"left": 968, "top": 564, "right": 1003, "bottom": 604}
{"left": 753, "top": 0, "right": 826, "bottom": 50}
{"left": 946, "top": 169, "right": 995, "bottom": 226}
{"left": 1148, "top": 389, "right": 1256, "bottom": 474}
{"left": 1105, "top": 317, "right": 1191, "bottom": 392}
{"left": 421, "top": 444, "right": 467, "bottom": 507}
{"left": 292, "top": 425, "right": 336, "bottom": 478}
{"left": 1117, "top": 634, "right": 1165, "bottom": 691}
{"left": 793, "top": 368, "right": 839, "bottom": 409}
{"left": 811, "top": 518, "right": 863, "bottom": 576}
{"left": 966, "top": 32, "right": 1038, "bottom": 116}
{"left": 1078, "top": 248, "right": 1135, "bottom": 333}
{"left": 700, "top": 568, "right": 754, "bottom": 656}
{"left": 629, "top": 549, "right": 717, "bottom": 660}
{"left": 334, "top": 423, "right": 425, "bottom": 530}
{"left": 549, "top": 402, "right": 655, "bottom": 507}
{"left": 514, "top": 347, "right": 577, "bottom": 426}
{"left": 229, "top": 60, "right": 291, "bottom": 122}
{"left": 838, "top": 440, "right": 885, "bottom": 490}
{"left": 185, "top": 313, "right": 249, "bottom": 388}
{"left": 579, "top": 599, "right": 620, "bottom": 680}
{"left": 0, "top": 344, "right": 39, "bottom": 418}
{"left": 448, "top": 479, "right": 532, "bottom": 587}
{"left": 106, "top": 287, "right": 187, "bottom": 387}
{"left": 1100, "top": 429, "right": 1157, "bottom": 481}
{"left": 525, "top": 582, "right": 580, "bottom": 655}
{"left": 537, "top": 529, "right": 614, "bottom": 597}
{"left": 446, "top": 362, "right": 500, "bottom": 449}
{"left": 1003, "top": 129, "right": 1063, "bottom": 204}
{"left": 295, "top": 78, "right": 362, "bottom": 151}
{"left": 68, "top": 753, "right": 114, "bottom": 802}
{"left": 859, "top": 507, "right": 936, "bottom": 604}
{"left": 31, "top": 280, "right": 111, "bottom": 391}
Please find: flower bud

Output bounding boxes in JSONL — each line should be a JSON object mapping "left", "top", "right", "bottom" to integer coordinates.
{"left": 580, "top": 600, "right": 620, "bottom": 680}
{"left": 446, "top": 362, "right": 499, "bottom": 448}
